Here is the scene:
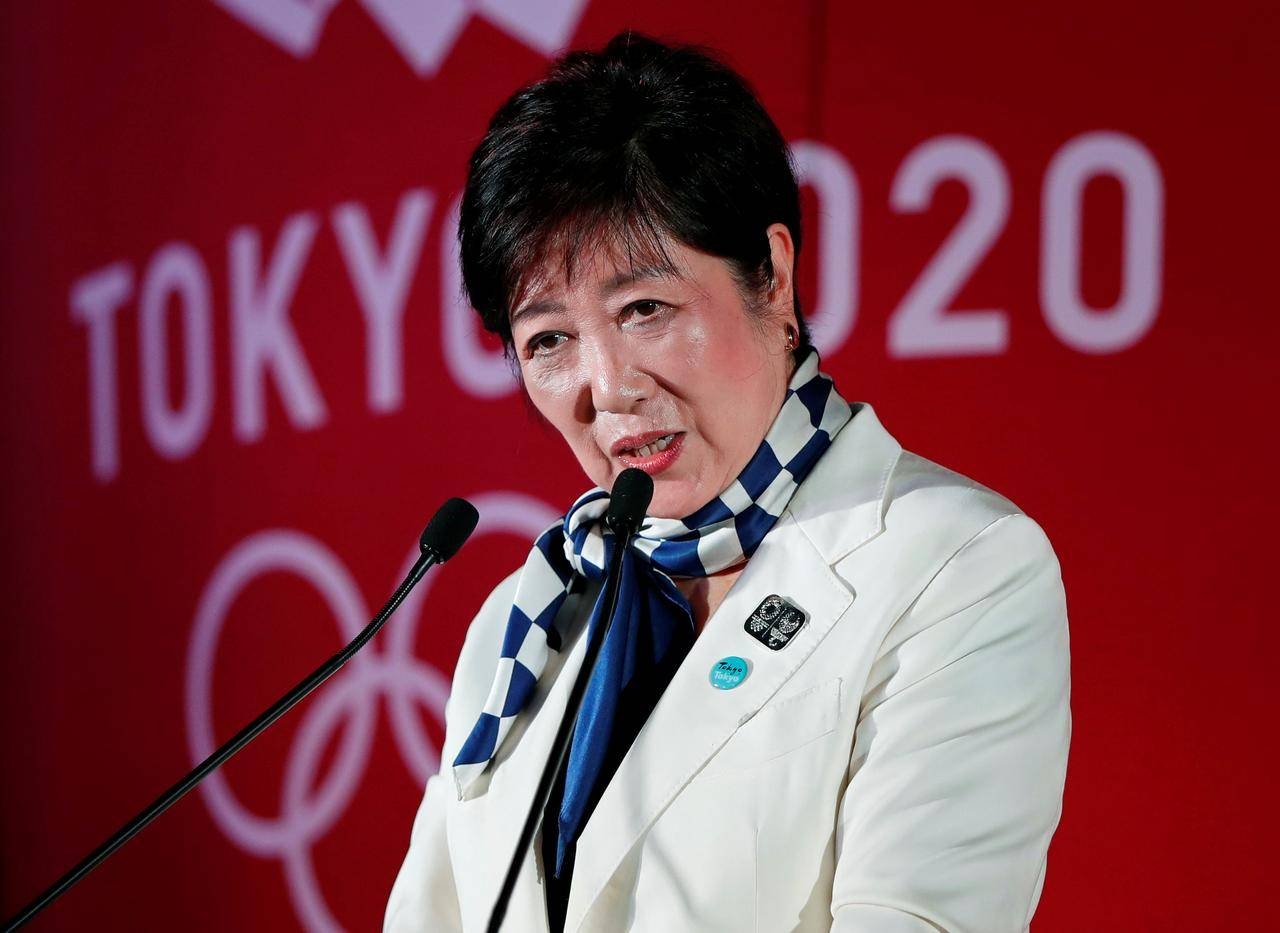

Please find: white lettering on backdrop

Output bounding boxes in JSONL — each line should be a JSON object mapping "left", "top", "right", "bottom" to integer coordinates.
{"left": 230, "top": 214, "right": 329, "bottom": 442}
{"left": 70, "top": 262, "right": 133, "bottom": 480}
{"left": 889, "top": 136, "right": 1012, "bottom": 358}
{"left": 332, "top": 189, "right": 434, "bottom": 413}
{"left": 68, "top": 132, "right": 1166, "bottom": 481}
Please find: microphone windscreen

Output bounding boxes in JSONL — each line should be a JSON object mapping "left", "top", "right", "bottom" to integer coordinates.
{"left": 606, "top": 468, "right": 653, "bottom": 533}
{"left": 420, "top": 497, "right": 480, "bottom": 562}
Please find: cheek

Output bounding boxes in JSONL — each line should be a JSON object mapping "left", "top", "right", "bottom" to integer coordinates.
{"left": 523, "top": 358, "right": 579, "bottom": 401}
{"left": 692, "top": 336, "right": 780, "bottom": 463}
{"left": 524, "top": 374, "right": 610, "bottom": 474}
{"left": 523, "top": 373, "right": 575, "bottom": 437}
{"left": 678, "top": 320, "right": 711, "bottom": 366}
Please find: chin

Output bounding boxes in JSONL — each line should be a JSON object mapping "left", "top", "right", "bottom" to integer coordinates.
{"left": 645, "top": 484, "right": 705, "bottom": 522}
{"left": 597, "top": 467, "right": 707, "bottom": 522}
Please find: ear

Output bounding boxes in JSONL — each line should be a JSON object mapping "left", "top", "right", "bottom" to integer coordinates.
{"left": 765, "top": 222, "right": 796, "bottom": 327}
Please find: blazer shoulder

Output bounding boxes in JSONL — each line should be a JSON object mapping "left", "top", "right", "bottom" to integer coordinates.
{"left": 866, "top": 449, "right": 1062, "bottom": 591}
{"left": 789, "top": 405, "right": 1056, "bottom": 569}
{"left": 886, "top": 449, "right": 1037, "bottom": 539}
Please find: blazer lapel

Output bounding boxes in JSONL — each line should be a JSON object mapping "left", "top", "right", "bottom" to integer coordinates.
{"left": 564, "top": 402, "right": 901, "bottom": 931}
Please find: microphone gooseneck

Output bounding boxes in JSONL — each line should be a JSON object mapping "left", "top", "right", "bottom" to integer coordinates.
{"left": 487, "top": 469, "right": 653, "bottom": 933}
{"left": 2, "top": 499, "right": 479, "bottom": 933}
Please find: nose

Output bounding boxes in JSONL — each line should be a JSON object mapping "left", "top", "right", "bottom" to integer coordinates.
{"left": 582, "top": 340, "right": 653, "bottom": 417}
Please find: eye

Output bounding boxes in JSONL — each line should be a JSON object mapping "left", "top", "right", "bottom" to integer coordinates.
{"left": 621, "top": 299, "right": 668, "bottom": 326}
{"left": 525, "top": 331, "right": 568, "bottom": 357}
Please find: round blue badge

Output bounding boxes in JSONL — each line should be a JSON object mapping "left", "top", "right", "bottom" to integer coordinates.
{"left": 709, "top": 656, "right": 751, "bottom": 690}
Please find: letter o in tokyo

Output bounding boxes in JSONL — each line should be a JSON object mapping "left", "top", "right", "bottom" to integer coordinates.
{"left": 139, "top": 242, "right": 215, "bottom": 459}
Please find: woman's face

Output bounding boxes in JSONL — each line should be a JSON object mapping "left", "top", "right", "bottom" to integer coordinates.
{"left": 509, "top": 225, "right": 797, "bottom": 519}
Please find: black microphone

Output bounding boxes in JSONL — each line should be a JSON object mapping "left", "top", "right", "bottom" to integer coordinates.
{"left": 487, "top": 469, "right": 653, "bottom": 932}
{"left": 2, "top": 498, "right": 479, "bottom": 933}
{"left": 422, "top": 497, "right": 481, "bottom": 562}
{"left": 605, "top": 467, "right": 653, "bottom": 534}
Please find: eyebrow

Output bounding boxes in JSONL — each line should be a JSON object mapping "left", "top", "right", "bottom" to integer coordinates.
{"left": 509, "top": 264, "right": 680, "bottom": 330}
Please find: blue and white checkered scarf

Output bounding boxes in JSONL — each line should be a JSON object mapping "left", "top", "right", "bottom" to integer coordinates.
{"left": 452, "top": 348, "right": 852, "bottom": 871}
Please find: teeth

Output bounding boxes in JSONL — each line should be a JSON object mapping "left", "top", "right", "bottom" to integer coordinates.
{"left": 628, "top": 434, "right": 675, "bottom": 458}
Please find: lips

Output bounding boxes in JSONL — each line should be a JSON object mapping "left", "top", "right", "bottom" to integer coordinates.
{"left": 610, "top": 431, "right": 686, "bottom": 475}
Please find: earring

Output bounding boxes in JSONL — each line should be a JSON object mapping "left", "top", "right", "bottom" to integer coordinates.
{"left": 784, "top": 324, "right": 798, "bottom": 351}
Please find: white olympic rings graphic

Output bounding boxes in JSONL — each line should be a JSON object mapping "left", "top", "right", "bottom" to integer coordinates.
{"left": 185, "top": 491, "right": 558, "bottom": 932}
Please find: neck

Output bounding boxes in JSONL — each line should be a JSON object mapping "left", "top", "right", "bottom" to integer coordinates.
{"left": 675, "top": 565, "right": 745, "bottom": 635}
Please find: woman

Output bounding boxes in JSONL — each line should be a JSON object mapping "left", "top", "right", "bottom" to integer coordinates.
{"left": 387, "top": 32, "right": 1070, "bottom": 933}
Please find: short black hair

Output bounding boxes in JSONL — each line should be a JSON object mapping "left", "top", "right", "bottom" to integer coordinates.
{"left": 458, "top": 31, "right": 808, "bottom": 354}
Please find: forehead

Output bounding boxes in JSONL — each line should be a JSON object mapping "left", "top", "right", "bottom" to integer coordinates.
{"left": 509, "top": 231, "right": 723, "bottom": 318}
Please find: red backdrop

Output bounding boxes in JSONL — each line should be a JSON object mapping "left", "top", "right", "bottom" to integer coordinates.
{"left": 2, "top": 1, "right": 1276, "bottom": 929}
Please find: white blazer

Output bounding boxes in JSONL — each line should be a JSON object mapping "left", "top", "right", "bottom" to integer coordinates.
{"left": 385, "top": 404, "right": 1071, "bottom": 933}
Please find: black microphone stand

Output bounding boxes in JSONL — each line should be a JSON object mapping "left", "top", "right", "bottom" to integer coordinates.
{"left": 3, "top": 500, "right": 479, "bottom": 932}
{"left": 486, "top": 471, "right": 651, "bottom": 933}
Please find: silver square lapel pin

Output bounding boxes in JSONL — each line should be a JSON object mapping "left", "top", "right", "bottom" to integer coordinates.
{"left": 744, "top": 594, "right": 808, "bottom": 650}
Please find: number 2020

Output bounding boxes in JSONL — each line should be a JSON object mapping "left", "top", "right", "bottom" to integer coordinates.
{"left": 793, "top": 131, "right": 1164, "bottom": 358}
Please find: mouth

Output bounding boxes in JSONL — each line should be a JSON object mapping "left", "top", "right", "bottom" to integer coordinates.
{"left": 610, "top": 431, "right": 686, "bottom": 475}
